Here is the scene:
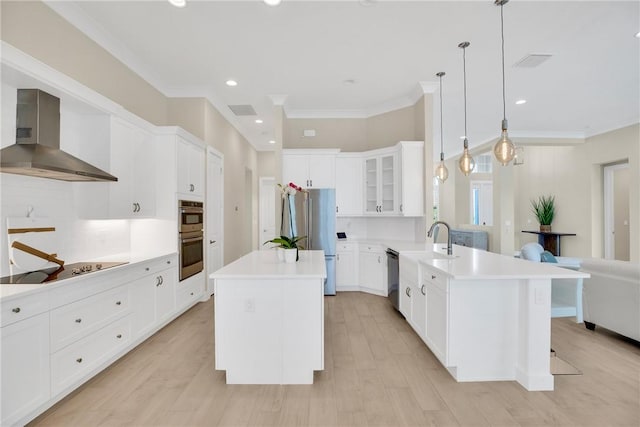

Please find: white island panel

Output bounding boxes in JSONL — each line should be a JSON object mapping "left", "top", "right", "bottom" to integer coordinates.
{"left": 211, "top": 250, "right": 326, "bottom": 384}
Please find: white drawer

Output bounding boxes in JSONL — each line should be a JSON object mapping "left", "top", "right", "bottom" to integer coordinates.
{"left": 51, "top": 315, "right": 131, "bottom": 396}
{"left": 421, "top": 267, "right": 447, "bottom": 292}
{"left": 50, "top": 284, "right": 130, "bottom": 352}
{"left": 336, "top": 242, "right": 357, "bottom": 252}
{"left": 134, "top": 255, "right": 177, "bottom": 278}
{"left": 176, "top": 279, "right": 204, "bottom": 311}
{"left": 359, "top": 243, "right": 383, "bottom": 254}
{"left": 0, "top": 293, "right": 49, "bottom": 328}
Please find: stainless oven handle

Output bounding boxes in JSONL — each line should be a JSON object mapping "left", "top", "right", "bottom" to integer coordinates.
{"left": 180, "top": 207, "right": 204, "bottom": 214}
{"left": 181, "top": 236, "right": 204, "bottom": 244}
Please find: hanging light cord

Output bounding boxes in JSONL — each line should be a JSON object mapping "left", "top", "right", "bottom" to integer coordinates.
{"left": 500, "top": 3, "right": 507, "bottom": 122}
{"left": 462, "top": 45, "right": 468, "bottom": 146}
{"left": 439, "top": 74, "right": 444, "bottom": 159}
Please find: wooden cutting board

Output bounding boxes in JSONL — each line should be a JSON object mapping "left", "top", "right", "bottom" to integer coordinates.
{"left": 7, "top": 217, "right": 60, "bottom": 272}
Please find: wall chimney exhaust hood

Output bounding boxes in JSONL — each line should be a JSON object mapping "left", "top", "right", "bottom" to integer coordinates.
{"left": 0, "top": 89, "right": 117, "bottom": 182}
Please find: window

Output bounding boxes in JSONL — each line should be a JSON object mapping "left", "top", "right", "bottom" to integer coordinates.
{"left": 472, "top": 153, "right": 493, "bottom": 174}
{"left": 470, "top": 181, "right": 493, "bottom": 225}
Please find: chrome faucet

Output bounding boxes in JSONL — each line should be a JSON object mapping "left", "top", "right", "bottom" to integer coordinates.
{"left": 427, "top": 221, "right": 452, "bottom": 255}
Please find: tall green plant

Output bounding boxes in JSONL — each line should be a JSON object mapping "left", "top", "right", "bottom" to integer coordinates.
{"left": 531, "top": 195, "right": 555, "bottom": 225}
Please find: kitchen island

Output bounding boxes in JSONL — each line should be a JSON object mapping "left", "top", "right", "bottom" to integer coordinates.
{"left": 210, "top": 250, "right": 326, "bottom": 384}
{"left": 397, "top": 244, "right": 589, "bottom": 391}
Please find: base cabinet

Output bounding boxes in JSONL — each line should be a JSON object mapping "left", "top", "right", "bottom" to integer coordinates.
{"left": 358, "top": 244, "right": 387, "bottom": 296}
{"left": 336, "top": 242, "right": 358, "bottom": 290}
{"left": 0, "top": 313, "right": 50, "bottom": 426}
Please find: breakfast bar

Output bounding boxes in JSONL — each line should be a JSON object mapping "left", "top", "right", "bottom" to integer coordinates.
{"left": 210, "top": 250, "right": 326, "bottom": 384}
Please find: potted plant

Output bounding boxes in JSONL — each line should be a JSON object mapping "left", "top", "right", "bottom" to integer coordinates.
{"left": 531, "top": 195, "right": 555, "bottom": 232}
{"left": 263, "top": 235, "right": 306, "bottom": 263}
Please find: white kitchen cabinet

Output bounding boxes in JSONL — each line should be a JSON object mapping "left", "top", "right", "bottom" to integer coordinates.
{"left": 398, "top": 255, "right": 416, "bottom": 321}
{"left": 335, "top": 154, "right": 363, "bottom": 216}
{"left": 363, "top": 150, "right": 398, "bottom": 215}
{"left": 282, "top": 149, "right": 338, "bottom": 188}
{"left": 358, "top": 244, "right": 387, "bottom": 296}
{"left": 336, "top": 241, "right": 358, "bottom": 290}
{"left": 424, "top": 268, "right": 448, "bottom": 365}
{"left": 76, "top": 117, "right": 156, "bottom": 218}
{"left": 176, "top": 271, "right": 205, "bottom": 311}
{"left": 130, "top": 258, "right": 177, "bottom": 337}
{"left": 1, "top": 312, "right": 50, "bottom": 427}
{"left": 410, "top": 272, "right": 427, "bottom": 341}
{"left": 398, "top": 141, "right": 424, "bottom": 216}
{"left": 177, "top": 136, "right": 205, "bottom": 198}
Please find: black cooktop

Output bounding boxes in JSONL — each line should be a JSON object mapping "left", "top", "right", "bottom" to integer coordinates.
{"left": 0, "top": 261, "right": 129, "bottom": 285}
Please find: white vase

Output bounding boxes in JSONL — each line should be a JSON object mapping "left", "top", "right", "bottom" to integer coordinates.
{"left": 276, "top": 247, "right": 284, "bottom": 262}
{"left": 283, "top": 248, "right": 297, "bottom": 263}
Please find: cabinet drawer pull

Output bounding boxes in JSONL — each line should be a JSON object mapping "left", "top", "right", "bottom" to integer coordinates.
{"left": 190, "top": 184, "right": 195, "bottom": 192}
{"left": 378, "top": 256, "right": 381, "bottom": 263}
{"left": 167, "top": 260, "right": 171, "bottom": 264}
{"left": 11, "top": 307, "right": 20, "bottom": 313}
{"left": 76, "top": 358, "right": 83, "bottom": 363}
{"left": 406, "top": 287, "right": 411, "bottom": 297}
{"left": 75, "top": 318, "right": 82, "bottom": 323}
{"left": 116, "top": 334, "right": 122, "bottom": 339}
{"left": 431, "top": 274, "right": 436, "bottom": 280}
{"left": 115, "top": 301, "right": 122, "bottom": 306}
{"left": 421, "top": 284, "right": 426, "bottom": 296}
{"left": 190, "top": 292, "right": 194, "bottom": 296}
{"left": 145, "top": 267, "right": 150, "bottom": 271}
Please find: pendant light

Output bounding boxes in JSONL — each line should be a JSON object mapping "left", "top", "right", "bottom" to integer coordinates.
{"left": 435, "top": 72, "right": 449, "bottom": 183}
{"left": 458, "top": 42, "right": 475, "bottom": 176}
{"left": 493, "top": 0, "right": 516, "bottom": 165}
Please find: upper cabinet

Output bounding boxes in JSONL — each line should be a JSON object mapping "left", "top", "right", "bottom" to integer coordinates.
{"left": 398, "top": 141, "right": 424, "bottom": 217}
{"left": 282, "top": 149, "right": 338, "bottom": 188}
{"left": 363, "top": 150, "right": 398, "bottom": 215}
{"left": 177, "top": 136, "right": 205, "bottom": 199}
{"left": 335, "top": 154, "right": 363, "bottom": 216}
{"left": 76, "top": 117, "right": 156, "bottom": 219}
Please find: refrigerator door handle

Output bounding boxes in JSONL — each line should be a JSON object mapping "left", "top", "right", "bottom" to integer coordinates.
{"left": 307, "top": 195, "right": 312, "bottom": 249}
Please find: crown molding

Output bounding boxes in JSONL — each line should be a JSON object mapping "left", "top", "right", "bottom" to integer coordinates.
{"left": 44, "top": 1, "right": 170, "bottom": 96}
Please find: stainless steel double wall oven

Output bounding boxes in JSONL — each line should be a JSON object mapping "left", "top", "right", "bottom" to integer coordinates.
{"left": 179, "top": 200, "right": 204, "bottom": 281}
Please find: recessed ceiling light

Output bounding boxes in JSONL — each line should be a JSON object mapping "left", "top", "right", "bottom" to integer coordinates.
{"left": 255, "top": 119, "right": 263, "bottom": 124}
{"left": 268, "top": 140, "right": 276, "bottom": 144}
{"left": 264, "top": 0, "right": 281, "bottom": 6}
{"left": 225, "top": 80, "right": 238, "bottom": 87}
{"left": 359, "top": 0, "right": 378, "bottom": 6}
{"left": 168, "top": 0, "right": 186, "bottom": 8}
{"left": 343, "top": 79, "right": 356, "bottom": 85}
{"left": 635, "top": 31, "right": 640, "bottom": 38}
{"left": 515, "top": 99, "right": 527, "bottom": 105}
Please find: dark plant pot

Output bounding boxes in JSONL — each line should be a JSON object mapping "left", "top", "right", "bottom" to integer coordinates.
{"left": 540, "top": 224, "right": 552, "bottom": 233}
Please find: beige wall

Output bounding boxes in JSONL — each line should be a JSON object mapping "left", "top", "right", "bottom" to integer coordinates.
{"left": 204, "top": 103, "right": 258, "bottom": 262}
{"left": 283, "top": 103, "right": 420, "bottom": 152}
{"left": 1, "top": 1, "right": 260, "bottom": 264}
{"left": 1, "top": 1, "right": 168, "bottom": 126}
{"left": 284, "top": 117, "right": 367, "bottom": 151}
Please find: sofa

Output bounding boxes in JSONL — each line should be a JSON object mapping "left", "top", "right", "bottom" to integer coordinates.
{"left": 580, "top": 258, "right": 640, "bottom": 341}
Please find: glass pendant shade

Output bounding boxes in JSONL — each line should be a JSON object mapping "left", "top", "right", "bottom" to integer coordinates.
{"left": 435, "top": 161, "right": 449, "bottom": 182}
{"left": 494, "top": 126, "right": 516, "bottom": 166}
{"left": 458, "top": 142, "right": 475, "bottom": 176}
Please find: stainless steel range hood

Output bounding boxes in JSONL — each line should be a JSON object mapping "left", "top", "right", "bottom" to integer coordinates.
{"left": 0, "top": 89, "right": 117, "bottom": 182}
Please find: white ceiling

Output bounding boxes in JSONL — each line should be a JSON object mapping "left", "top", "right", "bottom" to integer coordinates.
{"left": 47, "top": 0, "right": 640, "bottom": 157}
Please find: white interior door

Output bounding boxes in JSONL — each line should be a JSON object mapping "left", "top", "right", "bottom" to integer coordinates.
{"left": 206, "top": 148, "right": 224, "bottom": 295}
{"left": 259, "top": 177, "right": 276, "bottom": 248}
{"left": 604, "top": 162, "right": 630, "bottom": 260}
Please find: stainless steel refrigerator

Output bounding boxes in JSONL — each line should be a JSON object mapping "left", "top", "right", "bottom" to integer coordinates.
{"left": 281, "top": 188, "right": 336, "bottom": 295}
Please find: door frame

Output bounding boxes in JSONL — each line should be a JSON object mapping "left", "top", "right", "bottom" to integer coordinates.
{"left": 604, "top": 161, "right": 629, "bottom": 259}
{"left": 206, "top": 146, "right": 224, "bottom": 296}
{"left": 259, "top": 177, "right": 276, "bottom": 249}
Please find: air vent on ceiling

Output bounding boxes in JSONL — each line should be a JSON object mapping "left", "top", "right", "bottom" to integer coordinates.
{"left": 228, "top": 105, "right": 257, "bottom": 116}
{"left": 514, "top": 54, "right": 553, "bottom": 68}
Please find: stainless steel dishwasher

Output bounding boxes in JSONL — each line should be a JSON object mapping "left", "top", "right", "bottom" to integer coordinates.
{"left": 386, "top": 249, "right": 399, "bottom": 310}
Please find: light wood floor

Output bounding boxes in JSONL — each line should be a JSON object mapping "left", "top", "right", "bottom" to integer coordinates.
{"left": 30, "top": 292, "right": 640, "bottom": 427}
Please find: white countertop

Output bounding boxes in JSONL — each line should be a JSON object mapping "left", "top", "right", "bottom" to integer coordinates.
{"left": 210, "top": 250, "right": 327, "bottom": 280}
{"left": 402, "top": 244, "right": 589, "bottom": 280}
{"left": 1, "top": 251, "right": 176, "bottom": 301}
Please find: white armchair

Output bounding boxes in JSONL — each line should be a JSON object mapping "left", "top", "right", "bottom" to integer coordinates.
{"left": 519, "top": 243, "right": 583, "bottom": 322}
